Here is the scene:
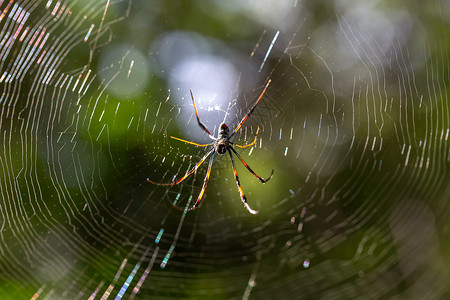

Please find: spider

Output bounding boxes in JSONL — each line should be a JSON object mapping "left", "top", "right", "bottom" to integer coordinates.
{"left": 147, "top": 80, "right": 273, "bottom": 214}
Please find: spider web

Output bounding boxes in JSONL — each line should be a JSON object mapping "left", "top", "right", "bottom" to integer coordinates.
{"left": 1, "top": 0, "right": 450, "bottom": 299}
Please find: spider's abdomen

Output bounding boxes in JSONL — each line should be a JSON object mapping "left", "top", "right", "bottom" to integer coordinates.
{"left": 216, "top": 141, "right": 227, "bottom": 155}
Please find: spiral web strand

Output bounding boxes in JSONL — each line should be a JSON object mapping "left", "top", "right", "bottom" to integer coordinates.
{"left": 1, "top": 0, "right": 450, "bottom": 299}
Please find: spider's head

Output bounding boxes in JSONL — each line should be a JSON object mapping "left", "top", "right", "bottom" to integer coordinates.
{"left": 219, "top": 123, "right": 229, "bottom": 136}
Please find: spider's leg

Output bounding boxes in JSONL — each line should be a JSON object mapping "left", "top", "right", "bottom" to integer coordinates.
{"left": 170, "top": 136, "right": 211, "bottom": 147}
{"left": 147, "top": 148, "right": 214, "bottom": 186}
{"left": 229, "top": 146, "right": 273, "bottom": 183}
{"left": 230, "top": 80, "right": 271, "bottom": 139}
{"left": 190, "top": 90, "right": 215, "bottom": 140}
{"left": 189, "top": 150, "right": 215, "bottom": 210}
{"left": 227, "top": 149, "right": 259, "bottom": 215}
{"left": 233, "top": 127, "right": 259, "bottom": 149}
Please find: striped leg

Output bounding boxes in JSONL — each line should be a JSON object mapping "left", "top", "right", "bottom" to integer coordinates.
{"left": 229, "top": 146, "right": 273, "bottom": 183}
{"left": 230, "top": 80, "right": 271, "bottom": 138}
{"left": 227, "top": 149, "right": 258, "bottom": 215}
{"left": 147, "top": 148, "right": 214, "bottom": 186}
{"left": 190, "top": 151, "right": 216, "bottom": 210}
{"left": 190, "top": 90, "right": 216, "bottom": 140}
